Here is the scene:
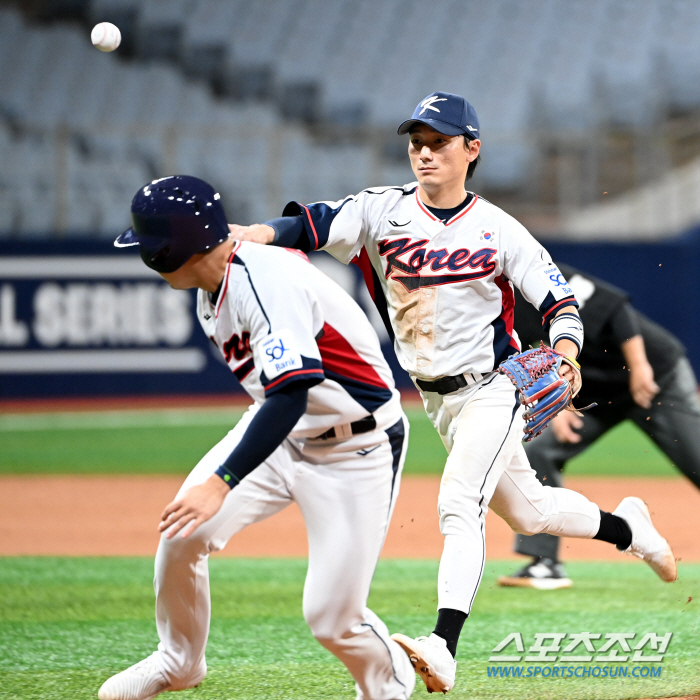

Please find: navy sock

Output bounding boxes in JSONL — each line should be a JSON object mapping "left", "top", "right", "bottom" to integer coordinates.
{"left": 433, "top": 608, "right": 468, "bottom": 658}
{"left": 593, "top": 510, "right": 632, "bottom": 550}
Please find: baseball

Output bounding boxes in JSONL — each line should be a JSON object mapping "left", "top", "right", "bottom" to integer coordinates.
{"left": 91, "top": 22, "right": 121, "bottom": 52}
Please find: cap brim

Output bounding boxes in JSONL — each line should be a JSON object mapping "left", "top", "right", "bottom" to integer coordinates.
{"left": 397, "top": 118, "right": 466, "bottom": 136}
{"left": 114, "top": 228, "right": 140, "bottom": 248}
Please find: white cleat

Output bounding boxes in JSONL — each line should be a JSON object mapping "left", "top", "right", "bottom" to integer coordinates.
{"left": 613, "top": 497, "right": 677, "bottom": 582}
{"left": 391, "top": 632, "right": 456, "bottom": 694}
{"left": 98, "top": 653, "right": 172, "bottom": 700}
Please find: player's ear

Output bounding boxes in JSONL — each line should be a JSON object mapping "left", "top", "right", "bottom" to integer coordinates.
{"left": 464, "top": 137, "right": 481, "bottom": 160}
{"left": 465, "top": 140, "right": 481, "bottom": 181}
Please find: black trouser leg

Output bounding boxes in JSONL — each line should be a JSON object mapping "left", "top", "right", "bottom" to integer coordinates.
{"left": 629, "top": 357, "right": 700, "bottom": 490}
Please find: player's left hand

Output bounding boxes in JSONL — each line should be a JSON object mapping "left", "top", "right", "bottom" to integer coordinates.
{"left": 159, "top": 474, "right": 231, "bottom": 539}
{"left": 557, "top": 358, "right": 582, "bottom": 395}
{"left": 553, "top": 339, "right": 582, "bottom": 395}
{"left": 499, "top": 347, "right": 586, "bottom": 441}
{"left": 628, "top": 361, "right": 660, "bottom": 409}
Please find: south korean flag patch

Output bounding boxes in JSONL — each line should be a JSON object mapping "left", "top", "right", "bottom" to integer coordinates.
{"left": 260, "top": 329, "right": 303, "bottom": 380}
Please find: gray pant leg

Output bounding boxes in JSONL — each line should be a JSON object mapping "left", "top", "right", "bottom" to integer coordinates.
{"left": 515, "top": 413, "right": 610, "bottom": 560}
{"left": 629, "top": 357, "right": 700, "bottom": 489}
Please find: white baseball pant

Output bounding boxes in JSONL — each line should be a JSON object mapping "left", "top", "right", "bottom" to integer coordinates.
{"left": 151, "top": 406, "right": 414, "bottom": 700}
{"left": 420, "top": 372, "right": 601, "bottom": 614}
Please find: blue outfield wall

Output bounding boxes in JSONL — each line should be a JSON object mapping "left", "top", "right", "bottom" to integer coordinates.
{"left": 0, "top": 232, "right": 698, "bottom": 400}
{"left": 544, "top": 225, "right": 700, "bottom": 376}
{"left": 0, "top": 240, "right": 234, "bottom": 398}
{"left": 0, "top": 240, "right": 409, "bottom": 399}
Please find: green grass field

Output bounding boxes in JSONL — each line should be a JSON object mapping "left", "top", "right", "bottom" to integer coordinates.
{"left": 0, "top": 558, "right": 698, "bottom": 700}
{"left": 0, "top": 407, "right": 681, "bottom": 477}
{"left": 1, "top": 406, "right": 693, "bottom": 699}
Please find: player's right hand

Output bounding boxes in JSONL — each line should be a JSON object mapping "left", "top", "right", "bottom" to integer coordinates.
{"left": 228, "top": 223, "right": 275, "bottom": 244}
{"left": 159, "top": 474, "right": 231, "bottom": 539}
{"left": 551, "top": 410, "right": 584, "bottom": 444}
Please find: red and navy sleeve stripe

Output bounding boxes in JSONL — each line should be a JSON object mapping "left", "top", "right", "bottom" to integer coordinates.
{"left": 282, "top": 198, "right": 354, "bottom": 251}
{"left": 539, "top": 292, "right": 579, "bottom": 331}
{"left": 260, "top": 356, "right": 325, "bottom": 396}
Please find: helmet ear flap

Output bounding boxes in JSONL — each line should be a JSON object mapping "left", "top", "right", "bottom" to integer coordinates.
{"left": 141, "top": 241, "right": 173, "bottom": 272}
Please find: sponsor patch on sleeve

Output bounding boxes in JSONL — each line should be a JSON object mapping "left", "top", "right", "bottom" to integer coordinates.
{"left": 260, "top": 329, "right": 303, "bottom": 380}
{"left": 546, "top": 269, "right": 571, "bottom": 293}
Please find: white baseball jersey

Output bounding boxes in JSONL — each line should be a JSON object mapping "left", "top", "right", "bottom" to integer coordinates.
{"left": 196, "top": 241, "right": 401, "bottom": 437}
{"left": 281, "top": 183, "right": 577, "bottom": 380}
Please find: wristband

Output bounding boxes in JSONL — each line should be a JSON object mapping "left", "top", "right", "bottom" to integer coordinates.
{"left": 214, "top": 465, "right": 240, "bottom": 489}
{"left": 549, "top": 312, "right": 583, "bottom": 358}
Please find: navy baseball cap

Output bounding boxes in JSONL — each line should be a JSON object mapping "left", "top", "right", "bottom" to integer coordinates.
{"left": 397, "top": 92, "right": 480, "bottom": 139}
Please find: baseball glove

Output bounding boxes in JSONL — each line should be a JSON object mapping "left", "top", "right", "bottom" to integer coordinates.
{"left": 498, "top": 346, "right": 587, "bottom": 441}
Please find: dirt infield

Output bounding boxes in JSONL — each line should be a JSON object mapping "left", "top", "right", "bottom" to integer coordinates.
{"left": 1, "top": 475, "right": 698, "bottom": 561}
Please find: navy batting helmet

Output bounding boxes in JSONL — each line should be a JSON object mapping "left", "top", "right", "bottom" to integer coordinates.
{"left": 115, "top": 175, "right": 230, "bottom": 273}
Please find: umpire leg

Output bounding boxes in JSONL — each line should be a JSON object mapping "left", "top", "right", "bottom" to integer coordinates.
{"left": 629, "top": 357, "right": 700, "bottom": 489}
{"left": 514, "top": 412, "right": 611, "bottom": 561}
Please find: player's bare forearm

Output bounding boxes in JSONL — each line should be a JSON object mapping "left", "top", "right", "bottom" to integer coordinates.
{"left": 159, "top": 473, "right": 230, "bottom": 539}
{"left": 621, "top": 335, "right": 659, "bottom": 408}
{"left": 553, "top": 307, "right": 579, "bottom": 354}
{"left": 553, "top": 307, "right": 580, "bottom": 364}
{"left": 228, "top": 223, "right": 275, "bottom": 244}
{"left": 553, "top": 338, "right": 579, "bottom": 362}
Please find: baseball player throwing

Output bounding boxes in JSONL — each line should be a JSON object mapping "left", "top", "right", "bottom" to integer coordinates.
{"left": 500, "top": 263, "right": 700, "bottom": 588}
{"left": 231, "top": 92, "right": 677, "bottom": 694}
{"left": 98, "top": 176, "right": 415, "bottom": 700}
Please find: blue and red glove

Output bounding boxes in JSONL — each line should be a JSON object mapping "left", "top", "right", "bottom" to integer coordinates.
{"left": 498, "top": 347, "right": 588, "bottom": 442}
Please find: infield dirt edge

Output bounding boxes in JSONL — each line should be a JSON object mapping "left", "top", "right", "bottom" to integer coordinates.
{"left": 1, "top": 475, "right": 698, "bottom": 560}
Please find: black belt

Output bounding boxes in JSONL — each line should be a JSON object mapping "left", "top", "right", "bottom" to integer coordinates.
{"left": 314, "top": 415, "right": 377, "bottom": 440}
{"left": 416, "top": 373, "right": 469, "bottom": 395}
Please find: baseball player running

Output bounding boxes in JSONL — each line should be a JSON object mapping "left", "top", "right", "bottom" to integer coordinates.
{"left": 499, "top": 263, "right": 700, "bottom": 589}
{"left": 230, "top": 92, "right": 677, "bottom": 694}
{"left": 98, "top": 176, "right": 415, "bottom": 700}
